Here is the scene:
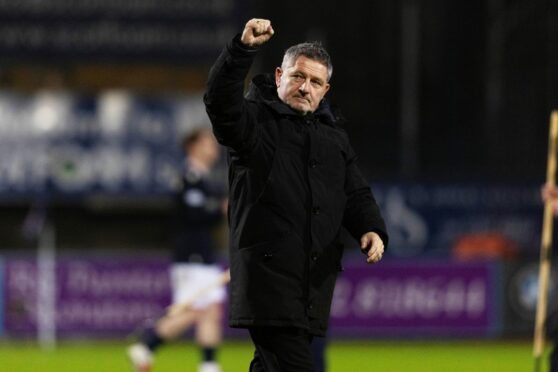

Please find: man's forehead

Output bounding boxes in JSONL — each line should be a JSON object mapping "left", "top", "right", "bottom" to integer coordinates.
{"left": 287, "top": 56, "right": 328, "bottom": 77}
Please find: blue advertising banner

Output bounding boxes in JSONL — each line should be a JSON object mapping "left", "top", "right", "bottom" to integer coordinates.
{"left": 0, "top": 0, "right": 245, "bottom": 62}
{"left": 372, "top": 183, "right": 542, "bottom": 257}
{"left": 0, "top": 92, "right": 213, "bottom": 198}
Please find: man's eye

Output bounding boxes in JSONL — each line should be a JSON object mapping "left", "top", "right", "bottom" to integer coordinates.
{"left": 311, "top": 80, "right": 322, "bottom": 87}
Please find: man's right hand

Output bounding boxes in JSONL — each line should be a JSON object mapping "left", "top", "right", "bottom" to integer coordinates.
{"left": 241, "top": 18, "right": 274, "bottom": 47}
{"left": 542, "top": 183, "right": 558, "bottom": 216}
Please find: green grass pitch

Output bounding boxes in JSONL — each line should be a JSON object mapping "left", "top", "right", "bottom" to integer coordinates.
{"left": 0, "top": 339, "right": 542, "bottom": 371}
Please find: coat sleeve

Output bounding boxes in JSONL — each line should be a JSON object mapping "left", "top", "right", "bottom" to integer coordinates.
{"left": 342, "top": 142, "right": 389, "bottom": 248}
{"left": 204, "top": 34, "right": 260, "bottom": 152}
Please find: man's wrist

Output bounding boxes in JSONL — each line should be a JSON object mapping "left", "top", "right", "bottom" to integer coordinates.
{"left": 232, "top": 34, "right": 260, "bottom": 53}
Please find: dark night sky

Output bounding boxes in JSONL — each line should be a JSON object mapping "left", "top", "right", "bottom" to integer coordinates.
{"left": 250, "top": 0, "right": 555, "bottom": 182}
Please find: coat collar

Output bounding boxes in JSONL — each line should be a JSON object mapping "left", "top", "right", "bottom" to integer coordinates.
{"left": 245, "top": 74, "right": 345, "bottom": 127}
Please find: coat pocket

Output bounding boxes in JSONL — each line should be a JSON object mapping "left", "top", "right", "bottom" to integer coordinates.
{"left": 237, "top": 201, "right": 293, "bottom": 248}
{"left": 231, "top": 232, "right": 307, "bottom": 321}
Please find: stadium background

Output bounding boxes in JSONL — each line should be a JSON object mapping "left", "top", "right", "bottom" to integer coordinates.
{"left": 0, "top": 0, "right": 557, "bottom": 370}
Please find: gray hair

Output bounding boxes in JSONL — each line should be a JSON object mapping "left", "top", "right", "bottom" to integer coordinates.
{"left": 281, "top": 42, "right": 333, "bottom": 81}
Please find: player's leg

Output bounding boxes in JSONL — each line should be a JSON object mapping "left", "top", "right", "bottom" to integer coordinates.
{"left": 547, "top": 310, "right": 558, "bottom": 372}
{"left": 127, "top": 310, "right": 199, "bottom": 371}
{"left": 156, "top": 309, "right": 199, "bottom": 339}
{"left": 127, "top": 342, "right": 154, "bottom": 372}
{"left": 195, "top": 302, "right": 224, "bottom": 372}
{"left": 248, "top": 326, "right": 314, "bottom": 372}
{"left": 128, "top": 262, "right": 199, "bottom": 371}
{"left": 551, "top": 345, "right": 558, "bottom": 372}
{"left": 310, "top": 336, "right": 327, "bottom": 372}
{"left": 189, "top": 263, "right": 226, "bottom": 372}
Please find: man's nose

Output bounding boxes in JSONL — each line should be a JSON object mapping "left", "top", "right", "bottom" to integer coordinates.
{"left": 299, "top": 79, "right": 310, "bottom": 93}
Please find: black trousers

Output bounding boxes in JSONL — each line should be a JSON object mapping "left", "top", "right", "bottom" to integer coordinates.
{"left": 311, "top": 336, "right": 326, "bottom": 372}
{"left": 548, "top": 311, "right": 558, "bottom": 372}
{"left": 248, "top": 326, "right": 315, "bottom": 372}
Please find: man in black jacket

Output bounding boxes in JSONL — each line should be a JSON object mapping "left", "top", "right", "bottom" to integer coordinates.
{"left": 205, "top": 18, "right": 388, "bottom": 371}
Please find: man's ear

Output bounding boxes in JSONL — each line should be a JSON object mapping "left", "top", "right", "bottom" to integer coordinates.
{"left": 275, "top": 67, "right": 283, "bottom": 87}
{"left": 319, "top": 83, "right": 331, "bottom": 102}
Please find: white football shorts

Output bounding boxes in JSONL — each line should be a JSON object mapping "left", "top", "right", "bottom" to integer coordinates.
{"left": 169, "top": 263, "right": 227, "bottom": 310}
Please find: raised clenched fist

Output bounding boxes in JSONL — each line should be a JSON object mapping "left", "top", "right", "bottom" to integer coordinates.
{"left": 241, "top": 18, "right": 274, "bottom": 47}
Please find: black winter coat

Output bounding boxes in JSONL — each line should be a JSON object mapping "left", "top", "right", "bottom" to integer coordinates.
{"left": 204, "top": 35, "right": 388, "bottom": 336}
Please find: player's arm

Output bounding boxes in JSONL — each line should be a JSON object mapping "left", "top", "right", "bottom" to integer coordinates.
{"left": 204, "top": 19, "right": 274, "bottom": 151}
{"left": 341, "top": 142, "right": 388, "bottom": 264}
{"left": 360, "top": 231, "right": 385, "bottom": 264}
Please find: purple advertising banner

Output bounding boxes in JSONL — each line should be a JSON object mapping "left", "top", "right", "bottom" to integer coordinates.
{"left": 3, "top": 257, "right": 171, "bottom": 337}
{"left": 330, "top": 261, "right": 497, "bottom": 337}
{"left": 1, "top": 256, "right": 498, "bottom": 338}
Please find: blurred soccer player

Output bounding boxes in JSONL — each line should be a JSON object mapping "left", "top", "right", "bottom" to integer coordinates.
{"left": 127, "top": 128, "right": 227, "bottom": 372}
{"left": 205, "top": 18, "right": 388, "bottom": 371}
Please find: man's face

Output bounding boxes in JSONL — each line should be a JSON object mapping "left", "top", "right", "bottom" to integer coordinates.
{"left": 189, "top": 132, "right": 220, "bottom": 167}
{"left": 275, "top": 56, "right": 330, "bottom": 114}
